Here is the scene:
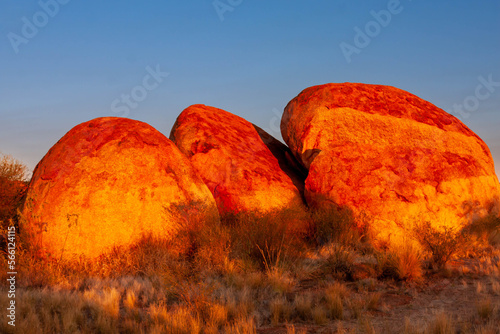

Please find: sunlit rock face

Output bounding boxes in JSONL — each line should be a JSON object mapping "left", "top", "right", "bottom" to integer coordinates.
{"left": 282, "top": 83, "right": 500, "bottom": 241}
{"left": 23, "top": 117, "right": 218, "bottom": 260}
{"left": 170, "top": 104, "right": 308, "bottom": 227}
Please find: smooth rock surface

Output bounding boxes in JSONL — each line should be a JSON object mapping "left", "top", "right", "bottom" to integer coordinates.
{"left": 23, "top": 117, "right": 218, "bottom": 260}
{"left": 170, "top": 104, "right": 307, "bottom": 224}
{"left": 282, "top": 83, "right": 500, "bottom": 241}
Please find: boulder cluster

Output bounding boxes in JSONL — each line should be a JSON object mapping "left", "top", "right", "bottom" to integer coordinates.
{"left": 22, "top": 83, "right": 500, "bottom": 260}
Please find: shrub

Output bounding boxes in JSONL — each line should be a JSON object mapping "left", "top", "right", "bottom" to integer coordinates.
{"left": 311, "top": 205, "right": 360, "bottom": 246}
{"left": 413, "top": 221, "right": 469, "bottom": 269}
{"left": 325, "top": 293, "right": 343, "bottom": 320}
{"left": 476, "top": 298, "right": 494, "bottom": 320}
{"left": 465, "top": 214, "right": 500, "bottom": 247}
{"left": 222, "top": 209, "right": 306, "bottom": 271}
{"left": 425, "top": 311, "right": 454, "bottom": 334}
{"left": 293, "top": 293, "right": 313, "bottom": 320}
{"left": 12, "top": 228, "right": 193, "bottom": 288}
{"left": 324, "top": 282, "right": 350, "bottom": 300}
{"left": 376, "top": 242, "right": 423, "bottom": 281}
{"left": 270, "top": 296, "right": 292, "bottom": 325}
{"left": 321, "top": 244, "right": 356, "bottom": 280}
{"left": 0, "top": 153, "right": 29, "bottom": 226}
{"left": 311, "top": 305, "right": 327, "bottom": 325}
{"left": 223, "top": 317, "right": 256, "bottom": 334}
{"left": 0, "top": 153, "right": 29, "bottom": 182}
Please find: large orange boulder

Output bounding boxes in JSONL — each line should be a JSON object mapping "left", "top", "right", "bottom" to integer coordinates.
{"left": 282, "top": 83, "right": 500, "bottom": 241}
{"left": 170, "top": 104, "right": 307, "bottom": 222}
{"left": 22, "top": 117, "right": 218, "bottom": 260}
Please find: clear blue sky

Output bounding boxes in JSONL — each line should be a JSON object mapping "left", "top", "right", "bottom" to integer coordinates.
{"left": 1, "top": 0, "right": 499, "bottom": 177}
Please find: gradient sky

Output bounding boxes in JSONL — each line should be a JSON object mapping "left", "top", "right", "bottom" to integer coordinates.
{"left": 1, "top": 0, "right": 499, "bottom": 177}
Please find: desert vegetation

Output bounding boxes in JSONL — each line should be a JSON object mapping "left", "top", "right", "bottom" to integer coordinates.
{"left": 0, "top": 153, "right": 28, "bottom": 224}
{"left": 1, "top": 155, "right": 500, "bottom": 333}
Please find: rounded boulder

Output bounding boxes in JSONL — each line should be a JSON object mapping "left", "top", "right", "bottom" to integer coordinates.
{"left": 170, "top": 104, "right": 307, "bottom": 221}
{"left": 282, "top": 83, "right": 500, "bottom": 241}
{"left": 22, "top": 117, "right": 218, "bottom": 260}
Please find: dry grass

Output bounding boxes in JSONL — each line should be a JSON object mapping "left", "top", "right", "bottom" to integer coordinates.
{"left": 223, "top": 317, "right": 256, "bottom": 334}
{"left": 425, "top": 311, "right": 454, "bottom": 334}
{"left": 293, "top": 293, "right": 313, "bottom": 320}
{"left": 310, "top": 204, "right": 372, "bottom": 249}
{"left": 414, "top": 221, "right": 469, "bottom": 269}
{"left": 2, "top": 190, "right": 500, "bottom": 333}
{"left": 321, "top": 244, "right": 356, "bottom": 280}
{"left": 286, "top": 324, "right": 307, "bottom": 334}
{"left": 491, "top": 279, "right": 500, "bottom": 294}
{"left": 311, "top": 305, "right": 328, "bottom": 325}
{"left": 365, "top": 292, "right": 381, "bottom": 311}
{"left": 270, "top": 296, "right": 293, "bottom": 325}
{"left": 377, "top": 241, "right": 423, "bottom": 281}
{"left": 403, "top": 317, "right": 420, "bottom": 334}
{"left": 222, "top": 209, "right": 308, "bottom": 271}
{"left": 2, "top": 244, "right": 500, "bottom": 333}
{"left": 359, "top": 317, "right": 376, "bottom": 334}
{"left": 476, "top": 298, "right": 494, "bottom": 320}
{"left": 324, "top": 282, "right": 348, "bottom": 320}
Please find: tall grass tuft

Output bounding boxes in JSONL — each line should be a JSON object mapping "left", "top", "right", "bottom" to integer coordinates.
{"left": 321, "top": 244, "right": 356, "bottom": 280}
{"left": 310, "top": 204, "right": 370, "bottom": 248}
{"left": 425, "top": 311, "right": 454, "bottom": 334}
{"left": 222, "top": 209, "right": 307, "bottom": 271}
{"left": 376, "top": 242, "right": 423, "bottom": 281}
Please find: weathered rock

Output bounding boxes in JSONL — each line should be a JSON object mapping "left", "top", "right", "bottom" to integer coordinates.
{"left": 170, "top": 104, "right": 307, "bottom": 225}
{"left": 282, "top": 83, "right": 500, "bottom": 241}
{"left": 23, "top": 117, "right": 218, "bottom": 260}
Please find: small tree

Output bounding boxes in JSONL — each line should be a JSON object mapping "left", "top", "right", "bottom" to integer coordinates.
{"left": 0, "top": 153, "right": 29, "bottom": 182}
{"left": 0, "top": 153, "right": 30, "bottom": 223}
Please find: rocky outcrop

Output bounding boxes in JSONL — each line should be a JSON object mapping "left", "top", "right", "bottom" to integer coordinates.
{"left": 22, "top": 117, "right": 218, "bottom": 260}
{"left": 170, "top": 104, "right": 307, "bottom": 228}
{"left": 282, "top": 83, "right": 500, "bottom": 242}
